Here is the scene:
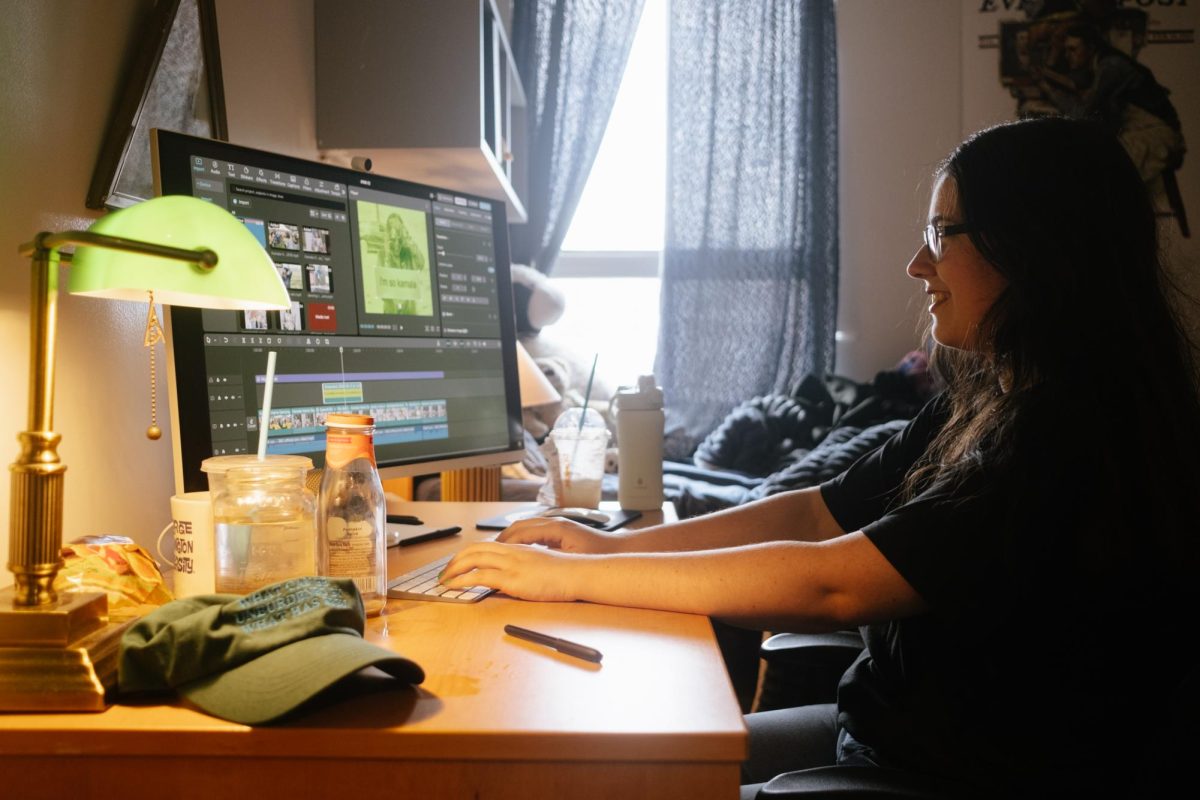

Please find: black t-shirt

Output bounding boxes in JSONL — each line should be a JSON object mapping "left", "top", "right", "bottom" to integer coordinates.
{"left": 819, "top": 394, "right": 1190, "bottom": 796}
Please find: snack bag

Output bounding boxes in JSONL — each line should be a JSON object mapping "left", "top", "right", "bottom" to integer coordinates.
{"left": 53, "top": 535, "right": 174, "bottom": 619}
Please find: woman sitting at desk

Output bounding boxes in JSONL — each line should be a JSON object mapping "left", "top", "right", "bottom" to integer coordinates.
{"left": 441, "top": 117, "right": 1200, "bottom": 797}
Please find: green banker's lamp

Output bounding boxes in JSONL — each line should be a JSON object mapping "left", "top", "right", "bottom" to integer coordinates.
{"left": 0, "top": 195, "right": 287, "bottom": 711}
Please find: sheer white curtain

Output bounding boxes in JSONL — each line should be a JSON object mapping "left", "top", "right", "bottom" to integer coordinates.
{"left": 656, "top": 0, "right": 839, "bottom": 458}
{"left": 510, "top": 0, "right": 646, "bottom": 275}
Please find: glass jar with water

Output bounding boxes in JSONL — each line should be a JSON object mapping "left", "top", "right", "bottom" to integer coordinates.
{"left": 202, "top": 454, "right": 316, "bottom": 594}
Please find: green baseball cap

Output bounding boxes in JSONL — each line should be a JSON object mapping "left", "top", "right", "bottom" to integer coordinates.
{"left": 119, "top": 577, "right": 424, "bottom": 724}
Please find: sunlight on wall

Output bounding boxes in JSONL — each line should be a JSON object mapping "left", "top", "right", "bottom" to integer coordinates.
{"left": 537, "top": 276, "right": 661, "bottom": 389}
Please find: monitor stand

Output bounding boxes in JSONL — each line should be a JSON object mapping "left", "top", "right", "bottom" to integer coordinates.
{"left": 373, "top": 472, "right": 541, "bottom": 532}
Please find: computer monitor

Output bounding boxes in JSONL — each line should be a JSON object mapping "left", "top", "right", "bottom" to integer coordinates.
{"left": 152, "top": 129, "right": 525, "bottom": 493}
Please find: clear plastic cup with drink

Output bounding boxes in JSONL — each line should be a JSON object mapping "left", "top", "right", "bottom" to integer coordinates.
{"left": 549, "top": 408, "right": 610, "bottom": 509}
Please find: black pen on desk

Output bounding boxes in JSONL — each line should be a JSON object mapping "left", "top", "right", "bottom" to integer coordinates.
{"left": 397, "top": 526, "right": 461, "bottom": 547}
{"left": 504, "top": 624, "right": 603, "bottom": 664}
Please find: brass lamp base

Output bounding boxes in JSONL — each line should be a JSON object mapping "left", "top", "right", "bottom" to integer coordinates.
{"left": 0, "top": 587, "right": 129, "bottom": 711}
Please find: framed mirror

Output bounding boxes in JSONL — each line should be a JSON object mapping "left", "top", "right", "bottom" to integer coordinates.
{"left": 87, "top": 0, "right": 227, "bottom": 210}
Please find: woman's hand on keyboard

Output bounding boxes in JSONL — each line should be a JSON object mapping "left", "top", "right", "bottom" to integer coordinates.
{"left": 439, "top": 542, "right": 581, "bottom": 602}
{"left": 496, "top": 517, "right": 626, "bottom": 554}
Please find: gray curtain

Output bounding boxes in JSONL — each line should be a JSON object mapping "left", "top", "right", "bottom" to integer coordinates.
{"left": 656, "top": 0, "right": 838, "bottom": 457}
{"left": 511, "top": 0, "right": 645, "bottom": 274}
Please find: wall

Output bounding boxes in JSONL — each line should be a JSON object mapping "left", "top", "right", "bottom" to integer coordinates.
{"left": 958, "top": 1, "right": 1200, "bottom": 342}
{"left": 0, "top": 0, "right": 317, "bottom": 568}
{"left": 836, "top": 0, "right": 1200, "bottom": 379}
{"left": 215, "top": 0, "right": 318, "bottom": 158}
{"left": 835, "top": 0, "right": 963, "bottom": 380}
{"left": 0, "top": 0, "right": 167, "bottom": 568}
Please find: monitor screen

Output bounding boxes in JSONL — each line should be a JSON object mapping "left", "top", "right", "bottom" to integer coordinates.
{"left": 152, "top": 129, "right": 524, "bottom": 493}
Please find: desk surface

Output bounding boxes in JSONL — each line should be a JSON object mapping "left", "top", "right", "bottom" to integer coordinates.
{"left": 1, "top": 502, "right": 746, "bottom": 800}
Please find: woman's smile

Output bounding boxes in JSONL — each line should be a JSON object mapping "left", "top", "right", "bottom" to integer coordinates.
{"left": 906, "top": 175, "right": 1008, "bottom": 350}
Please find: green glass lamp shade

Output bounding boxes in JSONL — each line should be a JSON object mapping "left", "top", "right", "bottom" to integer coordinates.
{"left": 67, "top": 195, "right": 289, "bottom": 310}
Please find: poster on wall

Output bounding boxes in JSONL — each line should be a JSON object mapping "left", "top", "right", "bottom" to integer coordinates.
{"left": 962, "top": 0, "right": 1197, "bottom": 250}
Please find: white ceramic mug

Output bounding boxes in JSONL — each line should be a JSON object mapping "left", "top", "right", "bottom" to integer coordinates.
{"left": 157, "top": 491, "right": 216, "bottom": 597}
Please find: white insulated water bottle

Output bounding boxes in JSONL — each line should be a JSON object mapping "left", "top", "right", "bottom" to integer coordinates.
{"left": 616, "top": 375, "right": 665, "bottom": 511}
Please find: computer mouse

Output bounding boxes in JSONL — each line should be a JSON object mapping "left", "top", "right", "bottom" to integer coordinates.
{"left": 538, "top": 507, "right": 611, "bottom": 526}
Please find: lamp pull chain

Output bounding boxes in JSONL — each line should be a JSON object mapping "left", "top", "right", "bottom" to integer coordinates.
{"left": 144, "top": 291, "right": 164, "bottom": 440}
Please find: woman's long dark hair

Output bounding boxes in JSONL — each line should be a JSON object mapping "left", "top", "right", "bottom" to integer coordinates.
{"left": 907, "top": 117, "right": 1200, "bottom": 573}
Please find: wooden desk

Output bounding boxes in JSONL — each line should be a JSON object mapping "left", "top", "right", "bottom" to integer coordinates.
{"left": 0, "top": 502, "right": 747, "bottom": 799}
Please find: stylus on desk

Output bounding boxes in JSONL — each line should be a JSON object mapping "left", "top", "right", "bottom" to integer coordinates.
{"left": 503, "top": 624, "right": 604, "bottom": 663}
{"left": 396, "top": 526, "right": 461, "bottom": 547}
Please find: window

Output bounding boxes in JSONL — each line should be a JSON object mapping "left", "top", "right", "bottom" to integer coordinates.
{"left": 544, "top": 0, "right": 666, "bottom": 388}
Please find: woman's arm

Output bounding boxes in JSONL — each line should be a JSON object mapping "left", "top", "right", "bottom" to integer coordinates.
{"left": 440, "top": 530, "right": 927, "bottom": 631}
{"left": 498, "top": 486, "right": 845, "bottom": 554}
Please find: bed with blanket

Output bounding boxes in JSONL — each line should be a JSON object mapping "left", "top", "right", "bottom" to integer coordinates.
{"left": 416, "top": 351, "right": 935, "bottom": 515}
{"left": 656, "top": 352, "right": 936, "bottom": 519}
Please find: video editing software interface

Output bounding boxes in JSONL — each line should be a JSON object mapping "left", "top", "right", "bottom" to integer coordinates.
{"left": 155, "top": 131, "right": 522, "bottom": 491}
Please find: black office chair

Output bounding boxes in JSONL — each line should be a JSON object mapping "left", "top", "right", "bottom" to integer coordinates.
{"left": 747, "top": 632, "right": 986, "bottom": 797}
{"left": 749, "top": 631, "right": 956, "bottom": 798}
{"left": 756, "top": 630, "right": 864, "bottom": 712}
{"left": 756, "top": 766, "right": 962, "bottom": 799}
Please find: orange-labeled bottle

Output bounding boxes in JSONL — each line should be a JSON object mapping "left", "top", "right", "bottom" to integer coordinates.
{"left": 318, "top": 413, "right": 387, "bottom": 615}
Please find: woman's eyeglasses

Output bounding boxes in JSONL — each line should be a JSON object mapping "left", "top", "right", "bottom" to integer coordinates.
{"left": 923, "top": 222, "right": 972, "bottom": 262}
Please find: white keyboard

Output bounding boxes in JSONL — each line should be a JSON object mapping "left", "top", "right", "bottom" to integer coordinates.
{"left": 386, "top": 553, "right": 494, "bottom": 603}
